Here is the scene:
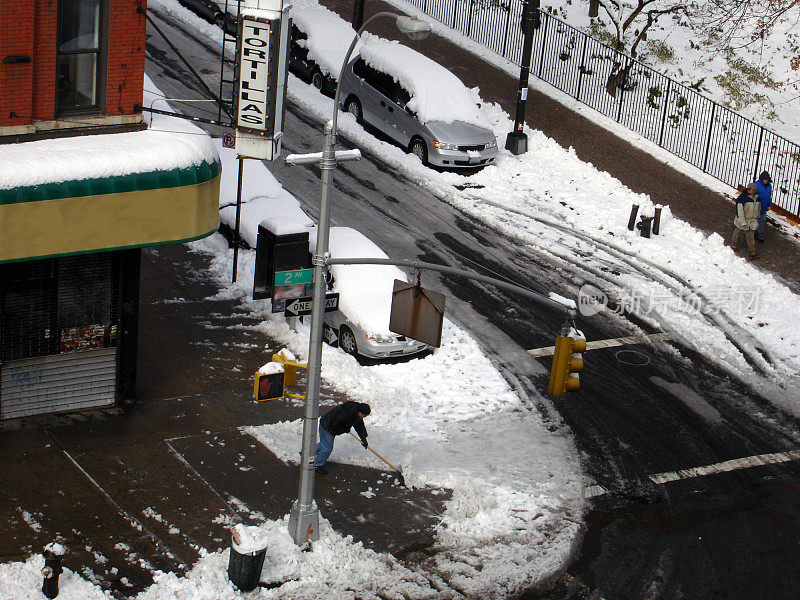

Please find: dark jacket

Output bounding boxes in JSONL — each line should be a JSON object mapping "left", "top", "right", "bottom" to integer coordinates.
{"left": 320, "top": 401, "right": 368, "bottom": 443}
{"left": 753, "top": 171, "right": 772, "bottom": 212}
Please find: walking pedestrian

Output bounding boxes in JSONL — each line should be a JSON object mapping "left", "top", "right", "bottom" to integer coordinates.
{"left": 730, "top": 183, "right": 760, "bottom": 260}
{"left": 753, "top": 171, "right": 772, "bottom": 242}
{"left": 314, "top": 401, "right": 370, "bottom": 474}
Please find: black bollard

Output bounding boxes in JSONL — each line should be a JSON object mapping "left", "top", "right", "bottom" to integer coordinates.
{"left": 653, "top": 205, "right": 663, "bottom": 235}
{"left": 627, "top": 204, "right": 640, "bottom": 231}
{"left": 41, "top": 543, "right": 66, "bottom": 599}
{"left": 637, "top": 216, "right": 654, "bottom": 238}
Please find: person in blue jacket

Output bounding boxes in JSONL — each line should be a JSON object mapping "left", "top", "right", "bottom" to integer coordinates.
{"left": 753, "top": 171, "right": 772, "bottom": 242}
{"left": 314, "top": 401, "right": 370, "bottom": 474}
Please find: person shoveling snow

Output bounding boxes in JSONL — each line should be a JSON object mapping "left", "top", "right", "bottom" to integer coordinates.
{"left": 315, "top": 401, "right": 370, "bottom": 474}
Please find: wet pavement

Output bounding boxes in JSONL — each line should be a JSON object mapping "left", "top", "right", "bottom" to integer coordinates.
{"left": 0, "top": 244, "right": 448, "bottom": 597}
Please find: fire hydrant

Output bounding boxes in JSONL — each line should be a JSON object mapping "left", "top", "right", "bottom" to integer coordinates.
{"left": 41, "top": 543, "right": 66, "bottom": 599}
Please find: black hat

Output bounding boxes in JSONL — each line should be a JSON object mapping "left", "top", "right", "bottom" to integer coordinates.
{"left": 759, "top": 171, "right": 771, "bottom": 182}
{"left": 357, "top": 403, "right": 371, "bottom": 416}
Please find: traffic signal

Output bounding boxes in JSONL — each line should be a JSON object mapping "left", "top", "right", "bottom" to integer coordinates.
{"left": 548, "top": 329, "right": 587, "bottom": 397}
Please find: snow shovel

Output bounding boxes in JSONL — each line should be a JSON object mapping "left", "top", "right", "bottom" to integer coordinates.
{"left": 349, "top": 432, "right": 405, "bottom": 485}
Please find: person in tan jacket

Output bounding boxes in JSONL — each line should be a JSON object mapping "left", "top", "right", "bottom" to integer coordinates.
{"left": 730, "top": 183, "right": 760, "bottom": 260}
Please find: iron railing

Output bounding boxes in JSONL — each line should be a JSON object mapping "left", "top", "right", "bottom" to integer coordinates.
{"left": 403, "top": 0, "right": 800, "bottom": 217}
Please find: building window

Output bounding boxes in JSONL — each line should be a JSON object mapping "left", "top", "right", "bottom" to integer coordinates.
{"left": 57, "top": 0, "right": 103, "bottom": 113}
{"left": 1, "top": 255, "right": 118, "bottom": 362}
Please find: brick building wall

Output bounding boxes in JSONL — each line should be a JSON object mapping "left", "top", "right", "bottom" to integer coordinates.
{"left": 0, "top": 0, "right": 146, "bottom": 128}
{"left": 0, "top": 0, "right": 38, "bottom": 127}
{"left": 106, "top": 0, "right": 147, "bottom": 116}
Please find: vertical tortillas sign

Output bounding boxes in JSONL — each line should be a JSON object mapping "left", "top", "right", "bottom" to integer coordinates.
{"left": 234, "top": 4, "right": 290, "bottom": 161}
{"left": 237, "top": 18, "right": 271, "bottom": 131}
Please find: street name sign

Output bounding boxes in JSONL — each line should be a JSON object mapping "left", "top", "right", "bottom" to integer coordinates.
{"left": 274, "top": 268, "right": 313, "bottom": 286}
{"left": 284, "top": 293, "right": 339, "bottom": 317}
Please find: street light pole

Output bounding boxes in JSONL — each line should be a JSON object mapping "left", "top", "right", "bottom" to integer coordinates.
{"left": 286, "top": 12, "right": 431, "bottom": 547}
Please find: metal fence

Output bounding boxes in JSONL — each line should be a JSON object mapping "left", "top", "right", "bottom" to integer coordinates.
{"left": 403, "top": 0, "right": 800, "bottom": 217}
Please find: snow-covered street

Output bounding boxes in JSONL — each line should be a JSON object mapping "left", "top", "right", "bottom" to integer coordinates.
{"left": 3, "top": 0, "right": 800, "bottom": 598}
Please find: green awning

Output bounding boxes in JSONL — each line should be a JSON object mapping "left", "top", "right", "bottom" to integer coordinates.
{"left": 0, "top": 159, "right": 221, "bottom": 205}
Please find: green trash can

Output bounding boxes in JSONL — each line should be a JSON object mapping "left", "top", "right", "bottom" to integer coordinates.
{"left": 227, "top": 531, "right": 267, "bottom": 592}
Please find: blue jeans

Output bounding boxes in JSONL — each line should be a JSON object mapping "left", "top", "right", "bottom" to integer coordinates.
{"left": 315, "top": 425, "right": 335, "bottom": 468}
{"left": 756, "top": 211, "right": 767, "bottom": 238}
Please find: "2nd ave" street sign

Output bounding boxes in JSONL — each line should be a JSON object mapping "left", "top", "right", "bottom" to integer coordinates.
{"left": 274, "top": 269, "right": 313, "bottom": 286}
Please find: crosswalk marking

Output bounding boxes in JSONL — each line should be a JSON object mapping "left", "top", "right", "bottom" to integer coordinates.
{"left": 586, "top": 449, "right": 800, "bottom": 499}
{"left": 527, "top": 332, "right": 672, "bottom": 357}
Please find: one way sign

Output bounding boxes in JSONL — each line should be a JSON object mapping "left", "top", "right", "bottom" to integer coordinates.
{"left": 284, "top": 293, "right": 339, "bottom": 318}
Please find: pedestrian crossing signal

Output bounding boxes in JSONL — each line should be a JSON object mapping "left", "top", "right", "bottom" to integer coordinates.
{"left": 254, "top": 366, "right": 285, "bottom": 401}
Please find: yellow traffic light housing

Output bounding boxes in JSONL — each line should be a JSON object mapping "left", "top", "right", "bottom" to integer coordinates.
{"left": 548, "top": 329, "right": 587, "bottom": 397}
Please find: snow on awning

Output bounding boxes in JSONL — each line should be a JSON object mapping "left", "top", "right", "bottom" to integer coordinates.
{"left": 0, "top": 127, "right": 221, "bottom": 263}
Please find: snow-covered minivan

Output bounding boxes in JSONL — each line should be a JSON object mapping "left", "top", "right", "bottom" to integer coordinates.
{"left": 338, "top": 39, "right": 498, "bottom": 169}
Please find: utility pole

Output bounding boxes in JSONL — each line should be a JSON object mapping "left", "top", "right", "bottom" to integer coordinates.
{"left": 284, "top": 12, "right": 431, "bottom": 547}
{"left": 505, "top": 0, "right": 540, "bottom": 155}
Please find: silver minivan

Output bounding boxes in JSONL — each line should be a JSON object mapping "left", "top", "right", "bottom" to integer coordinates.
{"left": 338, "top": 51, "right": 498, "bottom": 169}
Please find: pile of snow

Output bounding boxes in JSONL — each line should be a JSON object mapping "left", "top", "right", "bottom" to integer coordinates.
{"left": 215, "top": 141, "right": 313, "bottom": 246}
{"left": 358, "top": 37, "right": 489, "bottom": 127}
{"left": 318, "top": 227, "right": 401, "bottom": 335}
{"left": 0, "top": 554, "right": 112, "bottom": 600}
{"left": 0, "top": 75, "right": 217, "bottom": 190}
{"left": 257, "top": 361, "right": 284, "bottom": 376}
{"left": 291, "top": 6, "right": 360, "bottom": 79}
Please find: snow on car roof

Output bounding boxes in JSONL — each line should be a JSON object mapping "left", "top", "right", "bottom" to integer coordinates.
{"left": 357, "top": 38, "right": 488, "bottom": 127}
{"left": 315, "top": 227, "right": 407, "bottom": 335}
{"left": 291, "top": 7, "right": 360, "bottom": 79}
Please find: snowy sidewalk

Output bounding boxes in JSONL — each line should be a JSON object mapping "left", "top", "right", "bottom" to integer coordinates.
{"left": 0, "top": 243, "right": 454, "bottom": 599}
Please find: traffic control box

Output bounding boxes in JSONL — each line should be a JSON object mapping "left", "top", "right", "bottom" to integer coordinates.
{"left": 252, "top": 221, "right": 312, "bottom": 304}
{"left": 547, "top": 328, "right": 586, "bottom": 397}
{"left": 254, "top": 362, "right": 285, "bottom": 401}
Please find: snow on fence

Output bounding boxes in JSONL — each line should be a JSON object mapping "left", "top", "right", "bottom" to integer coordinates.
{"left": 403, "top": 0, "right": 800, "bottom": 217}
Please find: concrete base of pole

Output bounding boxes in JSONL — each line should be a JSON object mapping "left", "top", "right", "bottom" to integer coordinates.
{"left": 505, "top": 131, "right": 528, "bottom": 155}
{"left": 288, "top": 500, "right": 320, "bottom": 546}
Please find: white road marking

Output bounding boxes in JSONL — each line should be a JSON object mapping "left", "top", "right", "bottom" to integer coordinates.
{"left": 648, "top": 449, "right": 800, "bottom": 485}
{"left": 584, "top": 484, "right": 610, "bottom": 498}
{"left": 586, "top": 449, "right": 800, "bottom": 498}
{"left": 527, "top": 332, "right": 672, "bottom": 357}
{"left": 59, "top": 446, "right": 185, "bottom": 564}
{"left": 164, "top": 437, "right": 242, "bottom": 518}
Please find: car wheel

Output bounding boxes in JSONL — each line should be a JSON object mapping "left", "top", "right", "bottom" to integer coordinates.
{"left": 311, "top": 69, "right": 324, "bottom": 91}
{"left": 339, "top": 326, "right": 359, "bottom": 356}
{"left": 410, "top": 138, "right": 428, "bottom": 165}
{"left": 344, "top": 97, "right": 363, "bottom": 124}
{"left": 214, "top": 13, "right": 225, "bottom": 28}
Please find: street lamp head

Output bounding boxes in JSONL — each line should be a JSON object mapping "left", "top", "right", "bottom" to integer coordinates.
{"left": 395, "top": 16, "right": 431, "bottom": 40}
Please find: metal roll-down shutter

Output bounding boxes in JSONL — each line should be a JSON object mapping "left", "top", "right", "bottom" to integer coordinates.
{"left": 1, "top": 254, "right": 118, "bottom": 419}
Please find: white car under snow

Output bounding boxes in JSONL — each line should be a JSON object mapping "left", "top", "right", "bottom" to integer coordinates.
{"left": 321, "top": 227, "right": 430, "bottom": 360}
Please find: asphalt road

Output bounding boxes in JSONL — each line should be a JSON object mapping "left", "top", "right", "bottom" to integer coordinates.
{"left": 143, "top": 6, "right": 800, "bottom": 599}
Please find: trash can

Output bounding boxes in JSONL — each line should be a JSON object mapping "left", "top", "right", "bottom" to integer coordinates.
{"left": 227, "top": 528, "right": 267, "bottom": 592}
